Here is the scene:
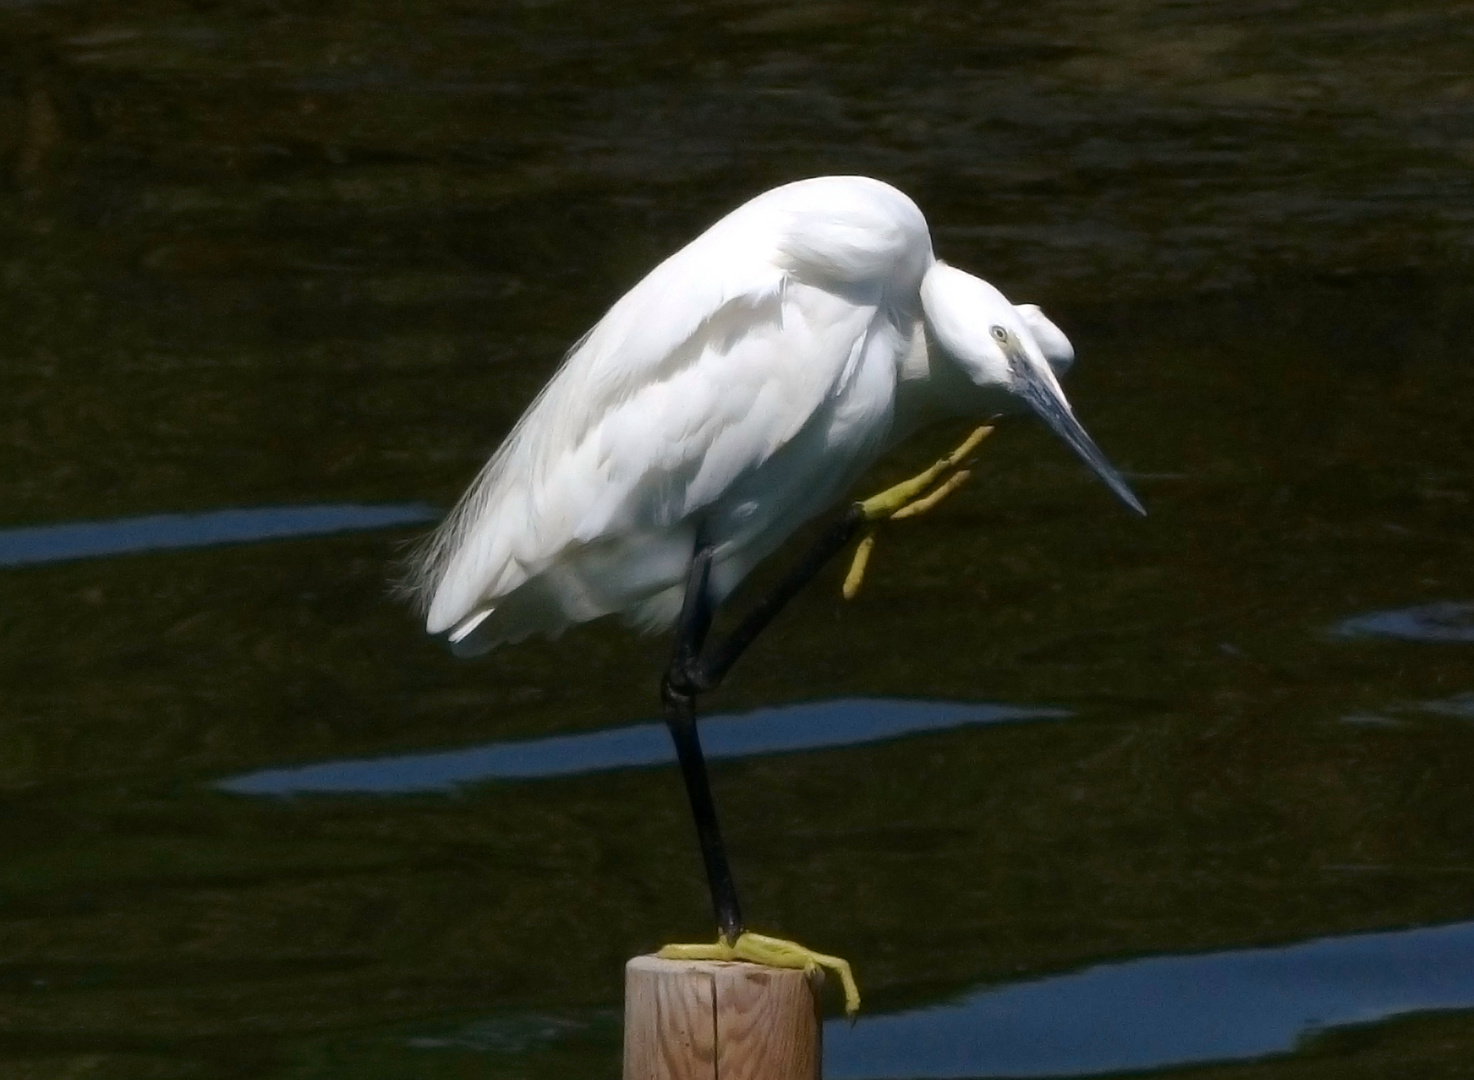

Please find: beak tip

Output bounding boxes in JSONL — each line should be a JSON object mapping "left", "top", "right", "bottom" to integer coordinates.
{"left": 1108, "top": 479, "right": 1147, "bottom": 518}
{"left": 1015, "top": 366, "right": 1146, "bottom": 521}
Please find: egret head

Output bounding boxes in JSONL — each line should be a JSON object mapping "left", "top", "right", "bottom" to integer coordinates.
{"left": 920, "top": 262, "right": 1144, "bottom": 515}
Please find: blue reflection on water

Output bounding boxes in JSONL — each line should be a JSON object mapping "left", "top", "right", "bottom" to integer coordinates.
{"left": 218, "top": 698, "right": 1069, "bottom": 796}
{"left": 1331, "top": 601, "right": 1474, "bottom": 643}
{"left": 0, "top": 503, "right": 437, "bottom": 567}
{"left": 1417, "top": 692, "right": 1474, "bottom": 720}
{"left": 825, "top": 919, "right": 1474, "bottom": 1078}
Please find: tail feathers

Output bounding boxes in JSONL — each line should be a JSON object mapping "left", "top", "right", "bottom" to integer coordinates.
{"left": 443, "top": 601, "right": 552, "bottom": 658}
{"left": 446, "top": 607, "right": 495, "bottom": 653}
{"left": 438, "top": 580, "right": 686, "bottom": 658}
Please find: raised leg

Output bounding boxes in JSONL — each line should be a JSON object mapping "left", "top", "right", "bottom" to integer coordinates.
{"left": 683, "top": 508, "right": 867, "bottom": 694}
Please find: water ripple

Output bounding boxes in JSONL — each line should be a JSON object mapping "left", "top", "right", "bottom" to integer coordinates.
{"left": 217, "top": 698, "right": 1070, "bottom": 796}
{"left": 825, "top": 919, "right": 1474, "bottom": 1078}
{"left": 0, "top": 503, "right": 437, "bottom": 567}
{"left": 1331, "top": 602, "right": 1474, "bottom": 643}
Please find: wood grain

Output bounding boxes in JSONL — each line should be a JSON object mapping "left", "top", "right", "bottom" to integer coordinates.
{"left": 623, "top": 955, "right": 822, "bottom": 1080}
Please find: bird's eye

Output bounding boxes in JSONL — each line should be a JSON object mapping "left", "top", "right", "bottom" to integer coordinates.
{"left": 990, "top": 326, "right": 1008, "bottom": 342}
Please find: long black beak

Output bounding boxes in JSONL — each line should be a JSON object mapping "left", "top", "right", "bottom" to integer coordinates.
{"left": 1015, "top": 361, "right": 1146, "bottom": 516}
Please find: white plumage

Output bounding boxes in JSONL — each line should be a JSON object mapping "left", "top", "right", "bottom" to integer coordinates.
{"left": 409, "top": 176, "right": 1137, "bottom": 655}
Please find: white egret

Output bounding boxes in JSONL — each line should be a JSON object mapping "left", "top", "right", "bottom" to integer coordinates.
{"left": 407, "top": 175, "right": 1143, "bottom": 1015}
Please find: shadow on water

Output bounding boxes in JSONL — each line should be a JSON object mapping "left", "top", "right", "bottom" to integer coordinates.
{"left": 0, "top": 504, "right": 436, "bottom": 567}
{"left": 217, "top": 698, "right": 1071, "bottom": 795}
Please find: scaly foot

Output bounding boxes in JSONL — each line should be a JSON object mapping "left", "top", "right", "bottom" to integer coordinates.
{"left": 657, "top": 931, "right": 861, "bottom": 1016}
{"left": 842, "top": 424, "right": 994, "bottom": 599}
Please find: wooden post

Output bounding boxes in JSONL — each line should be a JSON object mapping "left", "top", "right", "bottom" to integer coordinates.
{"left": 623, "top": 955, "right": 822, "bottom": 1080}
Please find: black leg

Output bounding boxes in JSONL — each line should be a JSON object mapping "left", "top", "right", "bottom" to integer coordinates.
{"left": 694, "top": 505, "right": 865, "bottom": 691}
{"left": 664, "top": 543, "right": 715, "bottom": 698}
{"left": 662, "top": 541, "right": 744, "bottom": 944}
{"left": 660, "top": 505, "right": 867, "bottom": 946}
{"left": 663, "top": 692, "right": 744, "bottom": 944}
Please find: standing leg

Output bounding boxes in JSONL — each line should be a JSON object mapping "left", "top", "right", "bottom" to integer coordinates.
{"left": 656, "top": 533, "right": 861, "bottom": 1016}
{"left": 663, "top": 698, "right": 743, "bottom": 944}
{"left": 663, "top": 543, "right": 715, "bottom": 699}
{"left": 661, "top": 542, "right": 744, "bottom": 945}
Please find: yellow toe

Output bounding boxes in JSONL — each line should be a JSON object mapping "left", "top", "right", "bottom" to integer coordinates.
{"left": 656, "top": 932, "right": 861, "bottom": 1016}
{"left": 655, "top": 940, "right": 736, "bottom": 962}
{"left": 731, "top": 932, "right": 861, "bottom": 1017}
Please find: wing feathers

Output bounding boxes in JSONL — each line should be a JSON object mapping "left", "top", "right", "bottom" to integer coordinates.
{"left": 411, "top": 176, "right": 931, "bottom": 641}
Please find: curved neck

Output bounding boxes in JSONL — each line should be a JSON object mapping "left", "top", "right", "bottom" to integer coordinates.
{"left": 890, "top": 321, "right": 999, "bottom": 445}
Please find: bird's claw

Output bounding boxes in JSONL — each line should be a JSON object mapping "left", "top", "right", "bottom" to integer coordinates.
{"left": 843, "top": 424, "right": 993, "bottom": 599}
{"left": 657, "top": 931, "right": 861, "bottom": 1017}
{"left": 841, "top": 530, "right": 877, "bottom": 599}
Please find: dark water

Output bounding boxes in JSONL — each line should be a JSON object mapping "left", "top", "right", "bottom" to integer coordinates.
{"left": 3, "top": 2, "right": 1474, "bottom": 1078}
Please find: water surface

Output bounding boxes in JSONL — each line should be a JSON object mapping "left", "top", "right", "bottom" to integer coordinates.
{"left": 218, "top": 698, "right": 1070, "bottom": 795}
{"left": 826, "top": 919, "right": 1474, "bottom": 1078}
{"left": 0, "top": 503, "right": 435, "bottom": 567}
{"left": 1, "top": 1, "right": 1472, "bottom": 1077}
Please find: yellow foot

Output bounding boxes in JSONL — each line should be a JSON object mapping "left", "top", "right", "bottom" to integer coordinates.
{"left": 856, "top": 424, "right": 992, "bottom": 521}
{"left": 841, "top": 529, "right": 877, "bottom": 600}
{"left": 657, "top": 931, "right": 861, "bottom": 1017}
{"left": 843, "top": 424, "right": 993, "bottom": 598}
